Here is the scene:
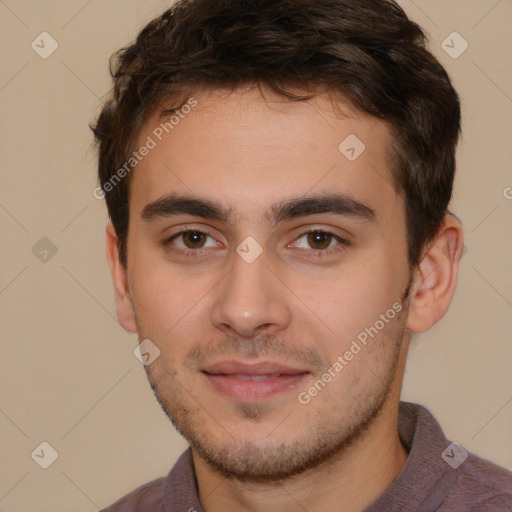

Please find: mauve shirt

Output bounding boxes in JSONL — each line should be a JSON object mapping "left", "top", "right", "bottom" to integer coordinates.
{"left": 100, "top": 402, "right": 512, "bottom": 511}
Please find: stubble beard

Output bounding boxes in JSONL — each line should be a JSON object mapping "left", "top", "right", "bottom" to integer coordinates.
{"left": 141, "top": 314, "right": 408, "bottom": 483}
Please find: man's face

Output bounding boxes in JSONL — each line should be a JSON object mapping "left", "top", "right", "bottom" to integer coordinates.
{"left": 122, "top": 87, "right": 413, "bottom": 481}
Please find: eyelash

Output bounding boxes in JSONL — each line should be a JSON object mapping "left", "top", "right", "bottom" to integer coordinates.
{"left": 161, "top": 227, "right": 349, "bottom": 259}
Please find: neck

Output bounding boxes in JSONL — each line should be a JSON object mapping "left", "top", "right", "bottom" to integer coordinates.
{"left": 192, "top": 396, "right": 408, "bottom": 512}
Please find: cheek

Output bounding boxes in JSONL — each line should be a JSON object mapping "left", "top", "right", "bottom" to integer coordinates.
{"left": 128, "top": 258, "right": 215, "bottom": 350}
{"left": 292, "top": 255, "right": 401, "bottom": 343}
{"left": 128, "top": 262, "right": 180, "bottom": 332}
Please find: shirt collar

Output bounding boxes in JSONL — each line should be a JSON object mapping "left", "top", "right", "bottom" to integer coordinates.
{"left": 162, "top": 401, "right": 456, "bottom": 512}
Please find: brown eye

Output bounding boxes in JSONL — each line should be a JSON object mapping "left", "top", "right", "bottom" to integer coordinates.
{"left": 181, "top": 231, "right": 208, "bottom": 249}
{"left": 292, "top": 229, "right": 348, "bottom": 255}
{"left": 306, "top": 231, "right": 333, "bottom": 250}
{"left": 165, "top": 230, "right": 217, "bottom": 253}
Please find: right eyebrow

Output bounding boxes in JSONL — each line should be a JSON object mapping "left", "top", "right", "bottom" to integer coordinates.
{"left": 141, "top": 194, "right": 233, "bottom": 223}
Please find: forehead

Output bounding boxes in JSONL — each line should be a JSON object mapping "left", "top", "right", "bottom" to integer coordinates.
{"left": 129, "top": 86, "right": 399, "bottom": 224}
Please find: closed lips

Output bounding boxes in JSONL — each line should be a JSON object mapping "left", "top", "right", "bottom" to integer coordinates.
{"left": 219, "top": 374, "right": 282, "bottom": 380}
{"left": 201, "top": 360, "right": 309, "bottom": 377}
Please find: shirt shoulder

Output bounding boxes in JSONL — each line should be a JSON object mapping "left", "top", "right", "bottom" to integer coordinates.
{"left": 475, "top": 493, "right": 512, "bottom": 512}
{"left": 98, "top": 448, "right": 202, "bottom": 512}
{"left": 364, "top": 402, "right": 512, "bottom": 512}
{"left": 100, "top": 477, "right": 166, "bottom": 512}
{"left": 446, "top": 452, "right": 512, "bottom": 511}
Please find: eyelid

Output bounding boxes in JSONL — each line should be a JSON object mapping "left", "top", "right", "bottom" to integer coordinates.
{"left": 289, "top": 223, "right": 352, "bottom": 240}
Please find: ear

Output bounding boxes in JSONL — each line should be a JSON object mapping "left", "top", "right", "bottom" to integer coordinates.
{"left": 105, "top": 223, "right": 137, "bottom": 333}
{"left": 406, "top": 214, "right": 464, "bottom": 333}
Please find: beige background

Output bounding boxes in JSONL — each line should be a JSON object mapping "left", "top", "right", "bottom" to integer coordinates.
{"left": 0, "top": 0, "right": 511, "bottom": 510}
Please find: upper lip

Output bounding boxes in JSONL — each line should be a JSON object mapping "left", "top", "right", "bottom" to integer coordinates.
{"left": 201, "top": 360, "right": 309, "bottom": 376}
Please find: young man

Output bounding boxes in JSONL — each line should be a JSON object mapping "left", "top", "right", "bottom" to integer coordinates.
{"left": 91, "top": 0, "right": 512, "bottom": 510}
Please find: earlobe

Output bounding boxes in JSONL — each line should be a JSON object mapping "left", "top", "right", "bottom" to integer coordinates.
{"left": 406, "top": 215, "right": 464, "bottom": 333}
{"left": 105, "top": 223, "right": 138, "bottom": 333}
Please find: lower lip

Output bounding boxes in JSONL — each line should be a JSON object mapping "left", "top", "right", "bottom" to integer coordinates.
{"left": 203, "top": 372, "right": 308, "bottom": 401}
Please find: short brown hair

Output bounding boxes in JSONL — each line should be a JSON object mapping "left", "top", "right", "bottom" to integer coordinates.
{"left": 91, "top": 0, "right": 461, "bottom": 268}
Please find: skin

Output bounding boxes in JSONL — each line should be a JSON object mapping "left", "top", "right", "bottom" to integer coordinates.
{"left": 106, "top": 85, "right": 464, "bottom": 512}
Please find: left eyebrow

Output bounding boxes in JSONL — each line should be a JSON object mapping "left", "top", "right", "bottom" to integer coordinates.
{"left": 140, "top": 192, "right": 376, "bottom": 225}
{"left": 268, "top": 193, "right": 376, "bottom": 225}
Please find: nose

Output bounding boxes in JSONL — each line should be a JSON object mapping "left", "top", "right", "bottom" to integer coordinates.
{"left": 210, "top": 248, "right": 292, "bottom": 339}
